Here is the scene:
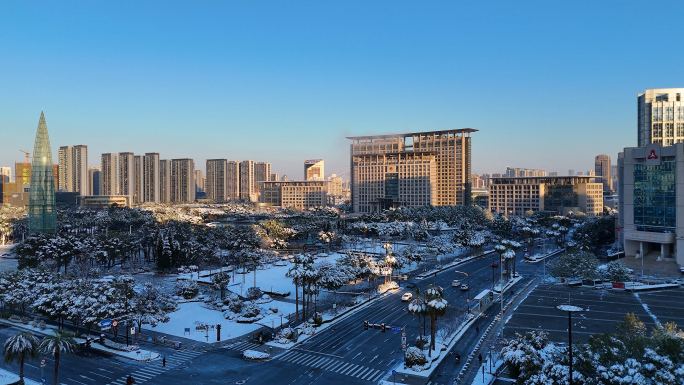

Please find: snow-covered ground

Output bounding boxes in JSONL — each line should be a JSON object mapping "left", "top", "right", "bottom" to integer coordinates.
{"left": 0, "top": 368, "right": 41, "bottom": 385}
{"left": 146, "top": 300, "right": 297, "bottom": 343}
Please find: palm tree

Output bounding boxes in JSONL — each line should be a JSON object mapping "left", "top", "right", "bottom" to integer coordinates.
{"left": 3, "top": 331, "right": 39, "bottom": 383}
{"left": 39, "top": 330, "right": 77, "bottom": 385}
{"left": 425, "top": 285, "right": 448, "bottom": 357}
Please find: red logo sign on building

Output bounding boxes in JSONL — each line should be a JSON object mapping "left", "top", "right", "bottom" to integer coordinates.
{"left": 647, "top": 149, "right": 658, "bottom": 160}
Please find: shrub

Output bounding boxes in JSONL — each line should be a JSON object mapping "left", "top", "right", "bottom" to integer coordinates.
{"left": 245, "top": 287, "right": 263, "bottom": 300}
{"left": 405, "top": 346, "right": 428, "bottom": 367}
{"left": 312, "top": 312, "right": 323, "bottom": 326}
{"left": 415, "top": 336, "right": 429, "bottom": 350}
{"left": 174, "top": 280, "right": 199, "bottom": 299}
{"left": 242, "top": 303, "right": 261, "bottom": 318}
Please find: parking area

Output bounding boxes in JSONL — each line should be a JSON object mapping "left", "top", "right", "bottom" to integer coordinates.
{"left": 503, "top": 283, "right": 684, "bottom": 343}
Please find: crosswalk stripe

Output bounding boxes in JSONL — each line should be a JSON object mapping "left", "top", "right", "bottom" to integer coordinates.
{"left": 300, "top": 355, "right": 319, "bottom": 366}
{"left": 349, "top": 365, "right": 365, "bottom": 377}
{"left": 355, "top": 367, "right": 371, "bottom": 378}
{"left": 361, "top": 369, "right": 377, "bottom": 380}
{"left": 328, "top": 361, "right": 345, "bottom": 372}
{"left": 286, "top": 352, "right": 305, "bottom": 362}
{"left": 370, "top": 370, "right": 385, "bottom": 381}
{"left": 138, "top": 368, "right": 164, "bottom": 375}
{"left": 335, "top": 363, "right": 351, "bottom": 373}
{"left": 319, "top": 358, "right": 336, "bottom": 369}
{"left": 341, "top": 364, "right": 358, "bottom": 375}
{"left": 279, "top": 352, "right": 295, "bottom": 360}
{"left": 311, "top": 357, "right": 327, "bottom": 367}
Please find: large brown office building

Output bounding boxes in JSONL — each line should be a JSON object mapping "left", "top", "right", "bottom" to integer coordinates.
{"left": 347, "top": 129, "right": 475, "bottom": 213}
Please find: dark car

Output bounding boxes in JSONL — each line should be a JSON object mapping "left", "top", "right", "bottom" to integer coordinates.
{"left": 405, "top": 282, "right": 417, "bottom": 289}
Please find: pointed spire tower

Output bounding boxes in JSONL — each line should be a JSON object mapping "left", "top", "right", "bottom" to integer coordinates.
{"left": 28, "top": 111, "right": 57, "bottom": 234}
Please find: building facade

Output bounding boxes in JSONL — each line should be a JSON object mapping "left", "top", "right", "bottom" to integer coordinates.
{"left": 638, "top": 88, "right": 684, "bottom": 147}
{"left": 348, "top": 129, "right": 475, "bottom": 213}
{"left": 118, "top": 152, "right": 135, "bottom": 198}
{"left": 260, "top": 180, "right": 327, "bottom": 210}
{"left": 504, "top": 167, "right": 546, "bottom": 177}
{"left": 488, "top": 176, "right": 603, "bottom": 217}
{"left": 304, "top": 159, "right": 325, "bottom": 180}
{"left": 144, "top": 153, "right": 160, "bottom": 203}
{"left": 58, "top": 145, "right": 88, "bottom": 195}
{"left": 159, "top": 159, "right": 171, "bottom": 203}
{"left": 133, "top": 155, "right": 144, "bottom": 204}
{"left": 194, "top": 170, "right": 205, "bottom": 193}
{"left": 206, "top": 159, "right": 227, "bottom": 202}
{"left": 28, "top": 112, "right": 56, "bottom": 234}
{"left": 618, "top": 143, "right": 683, "bottom": 265}
{"left": 88, "top": 167, "right": 101, "bottom": 196}
{"left": 78, "top": 195, "right": 131, "bottom": 209}
{"left": 226, "top": 161, "right": 240, "bottom": 201}
{"left": 171, "top": 158, "right": 194, "bottom": 203}
{"left": 595, "top": 154, "right": 611, "bottom": 194}
{"left": 101, "top": 153, "right": 118, "bottom": 196}
{"left": 239, "top": 160, "right": 255, "bottom": 202}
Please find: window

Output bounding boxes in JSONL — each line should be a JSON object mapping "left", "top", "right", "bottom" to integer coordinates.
{"left": 666, "top": 107, "right": 674, "bottom": 121}
{"left": 678, "top": 107, "right": 684, "bottom": 120}
{"left": 653, "top": 107, "right": 663, "bottom": 121}
{"left": 666, "top": 123, "right": 674, "bottom": 137}
{"left": 653, "top": 123, "right": 663, "bottom": 137}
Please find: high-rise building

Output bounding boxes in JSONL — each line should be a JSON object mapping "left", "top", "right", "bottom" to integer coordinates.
{"left": 270, "top": 173, "right": 279, "bottom": 182}
{"left": 58, "top": 145, "right": 89, "bottom": 195}
{"left": 281, "top": 175, "right": 288, "bottom": 181}
{"left": 159, "top": 159, "right": 171, "bottom": 203}
{"left": 637, "top": 88, "right": 684, "bottom": 147}
{"left": 595, "top": 154, "right": 611, "bottom": 194}
{"left": 28, "top": 112, "right": 56, "bottom": 234}
{"left": 171, "top": 158, "right": 194, "bottom": 203}
{"left": 194, "top": 170, "right": 205, "bottom": 193}
{"left": 206, "top": 159, "right": 227, "bottom": 202}
{"left": 348, "top": 129, "right": 476, "bottom": 213}
{"left": 133, "top": 155, "right": 144, "bottom": 204}
{"left": 101, "top": 153, "right": 118, "bottom": 196}
{"left": 304, "top": 159, "right": 325, "bottom": 181}
{"left": 587, "top": 170, "right": 595, "bottom": 177}
{"left": 118, "top": 152, "right": 135, "bottom": 198}
{"left": 327, "top": 174, "right": 343, "bottom": 195}
{"left": 15, "top": 162, "right": 31, "bottom": 185}
{"left": 88, "top": 167, "right": 101, "bottom": 196}
{"left": 505, "top": 167, "right": 546, "bottom": 177}
{"left": 254, "top": 162, "right": 271, "bottom": 197}
{"left": 0, "top": 167, "right": 10, "bottom": 183}
{"left": 144, "top": 153, "right": 160, "bottom": 203}
{"left": 568, "top": 169, "right": 575, "bottom": 176}
{"left": 227, "top": 161, "right": 240, "bottom": 201}
{"left": 610, "top": 164, "right": 618, "bottom": 192}
{"left": 240, "top": 160, "right": 255, "bottom": 202}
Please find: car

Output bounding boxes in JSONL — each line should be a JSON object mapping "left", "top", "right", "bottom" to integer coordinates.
{"left": 460, "top": 284, "right": 469, "bottom": 291}
{"left": 451, "top": 280, "right": 461, "bottom": 287}
{"left": 405, "top": 282, "right": 417, "bottom": 289}
{"left": 401, "top": 293, "right": 413, "bottom": 302}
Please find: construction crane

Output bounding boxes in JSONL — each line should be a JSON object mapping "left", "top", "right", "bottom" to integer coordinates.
{"left": 19, "top": 150, "right": 30, "bottom": 165}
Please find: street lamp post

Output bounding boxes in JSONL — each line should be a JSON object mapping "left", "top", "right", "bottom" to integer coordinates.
{"left": 557, "top": 304, "right": 583, "bottom": 385}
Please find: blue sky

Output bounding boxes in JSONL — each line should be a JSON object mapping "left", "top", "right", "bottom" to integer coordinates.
{"left": 1, "top": 1, "right": 683, "bottom": 180}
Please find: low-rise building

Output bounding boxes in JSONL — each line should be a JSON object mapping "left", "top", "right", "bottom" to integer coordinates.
{"left": 77, "top": 195, "right": 131, "bottom": 209}
{"left": 259, "top": 180, "right": 327, "bottom": 210}
{"left": 489, "top": 176, "right": 603, "bottom": 216}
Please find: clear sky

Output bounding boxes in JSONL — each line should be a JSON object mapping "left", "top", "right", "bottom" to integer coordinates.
{"left": 1, "top": 1, "right": 683, "bottom": 180}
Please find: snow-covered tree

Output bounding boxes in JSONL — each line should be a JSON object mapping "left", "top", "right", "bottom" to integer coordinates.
{"left": 3, "top": 331, "right": 39, "bottom": 383}
{"left": 425, "top": 285, "right": 448, "bottom": 356}
{"left": 39, "top": 330, "right": 77, "bottom": 385}
{"left": 132, "top": 282, "right": 171, "bottom": 333}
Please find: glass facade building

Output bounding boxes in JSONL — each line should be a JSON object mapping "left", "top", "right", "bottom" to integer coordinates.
{"left": 28, "top": 112, "right": 57, "bottom": 234}
{"left": 633, "top": 163, "right": 676, "bottom": 231}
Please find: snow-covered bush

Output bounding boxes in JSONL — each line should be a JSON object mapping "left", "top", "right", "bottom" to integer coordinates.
{"left": 404, "top": 346, "right": 428, "bottom": 368}
{"left": 243, "top": 349, "right": 270, "bottom": 361}
{"left": 254, "top": 294, "right": 272, "bottom": 304}
{"left": 173, "top": 280, "right": 199, "bottom": 299}
{"left": 245, "top": 287, "right": 263, "bottom": 300}
{"left": 236, "top": 302, "right": 263, "bottom": 323}
{"left": 222, "top": 292, "right": 242, "bottom": 313}
{"left": 378, "top": 281, "right": 399, "bottom": 293}
{"left": 312, "top": 312, "right": 323, "bottom": 326}
{"left": 268, "top": 305, "right": 278, "bottom": 313}
{"left": 274, "top": 327, "right": 294, "bottom": 344}
{"left": 298, "top": 322, "right": 315, "bottom": 335}
{"left": 415, "top": 336, "right": 428, "bottom": 350}
{"left": 607, "top": 241, "right": 625, "bottom": 256}
{"left": 599, "top": 261, "right": 631, "bottom": 283}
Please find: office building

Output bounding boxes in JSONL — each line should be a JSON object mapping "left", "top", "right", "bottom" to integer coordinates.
{"left": 240, "top": 160, "right": 256, "bottom": 202}
{"left": 159, "top": 159, "right": 171, "bottom": 203}
{"left": 618, "top": 143, "right": 683, "bottom": 265}
{"left": 260, "top": 180, "right": 327, "bottom": 210}
{"left": 595, "top": 154, "right": 612, "bottom": 194}
{"left": 327, "top": 174, "right": 343, "bottom": 196}
{"left": 226, "top": 161, "right": 240, "bottom": 201}
{"left": 101, "top": 153, "right": 118, "bottom": 196}
{"left": 88, "top": 167, "right": 101, "bottom": 196}
{"left": 206, "top": 159, "right": 227, "bottom": 202}
{"left": 348, "top": 129, "right": 475, "bottom": 213}
{"left": 143, "top": 153, "right": 160, "bottom": 203}
{"left": 78, "top": 195, "right": 131, "bottom": 209}
{"left": 118, "top": 152, "right": 135, "bottom": 198}
{"left": 489, "top": 176, "right": 603, "bottom": 217}
{"left": 28, "top": 112, "right": 56, "bottom": 234}
{"left": 637, "top": 88, "right": 684, "bottom": 147}
{"left": 171, "top": 158, "right": 194, "bottom": 203}
{"left": 304, "top": 159, "right": 325, "bottom": 181}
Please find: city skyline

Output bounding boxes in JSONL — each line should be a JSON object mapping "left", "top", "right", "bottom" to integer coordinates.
{"left": 2, "top": 2, "right": 683, "bottom": 179}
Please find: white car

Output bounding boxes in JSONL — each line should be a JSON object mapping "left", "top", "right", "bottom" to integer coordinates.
{"left": 451, "top": 280, "right": 461, "bottom": 287}
{"left": 401, "top": 293, "right": 413, "bottom": 302}
{"left": 460, "top": 284, "right": 469, "bottom": 291}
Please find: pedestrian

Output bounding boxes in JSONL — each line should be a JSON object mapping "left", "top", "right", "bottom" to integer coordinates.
{"left": 126, "top": 375, "right": 135, "bottom": 385}
{"left": 162, "top": 357, "right": 166, "bottom": 367}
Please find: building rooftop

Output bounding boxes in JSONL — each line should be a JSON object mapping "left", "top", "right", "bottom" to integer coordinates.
{"left": 346, "top": 128, "right": 477, "bottom": 140}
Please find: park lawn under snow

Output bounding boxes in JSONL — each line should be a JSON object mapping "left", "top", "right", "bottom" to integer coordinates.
{"left": 146, "top": 300, "right": 297, "bottom": 343}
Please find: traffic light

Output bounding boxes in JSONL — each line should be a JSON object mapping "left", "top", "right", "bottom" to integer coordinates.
{"left": 363, "top": 321, "right": 368, "bottom": 330}
{"left": 85, "top": 338, "right": 92, "bottom": 348}
{"left": 381, "top": 323, "right": 386, "bottom": 332}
